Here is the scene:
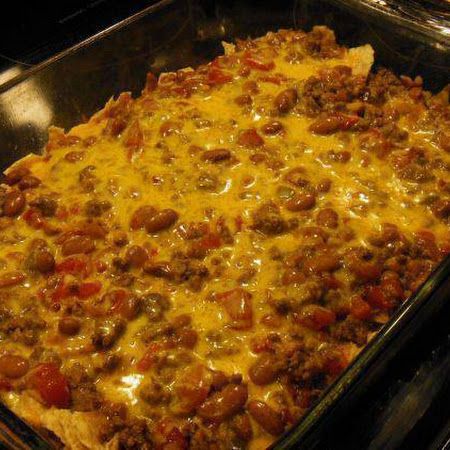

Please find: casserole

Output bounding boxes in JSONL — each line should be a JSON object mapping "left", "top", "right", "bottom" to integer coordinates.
{"left": 0, "top": 0, "right": 449, "bottom": 449}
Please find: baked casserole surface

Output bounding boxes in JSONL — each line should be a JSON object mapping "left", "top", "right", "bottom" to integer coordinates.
{"left": 0, "top": 26, "right": 449, "bottom": 449}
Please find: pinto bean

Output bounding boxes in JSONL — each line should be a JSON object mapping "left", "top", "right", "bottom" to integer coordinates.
{"left": 145, "top": 209, "right": 178, "bottom": 233}
{"left": 78, "top": 166, "right": 97, "bottom": 192}
{"left": 61, "top": 235, "right": 95, "bottom": 256}
{"left": 275, "top": 88, "right": 298, "bottom": 114}
{"left": 110, "top": 231, "right": 127, "bottom": 247}
{"left": 242, "top": 80, "right": 259, "bottom": 94}
{"left": 177, "top": 328, "right": 198, "bottom": 348}
{"left": 317, "top": 178, "right": 332, "bottom": 192}
{"left": 247, "top": 400, "right": 284, "bottom": 436}
{"left": 261, "top": 121, "right": 284, "bottom": 135}
{"left": 0, "top": 355, "right": 29, "bottom": 379}
{"left": 201, "top": 149, "right": 231, "bottom": 163}
{"left": 130, "top": 205, "right": 157, "bottom": 230}
{"left": 284, "top": 168, "right": 309, "bottom": 187}
{"left": 3, "top": 190, "right": 25, "bottom": 216}
{"left": 125, "top": 245, "right": 148, "bottom": 268}
{"left": 83, "top": 222, "right": 108, "bottom": 239}
{"left": 119, "top": 295, "right": 142, "bottom": 320}
{"left": 171, "top": 314, "right": 191, "bottom": 329}
{"left": 0, "top": 271, "right": 25, "bottom": 288}
{"left": 141, "top": 292, "right": 170, "bottom": 321}
{"left": 143, "top": 261, "right": 173, "bottom": 279}
{"left": 58, "top": 317, "right": 81, "bottom": 336}
{"left": 197, "top": 172, "right": 219, "bottom": 191}
{"left": 84, "top": 199, "right": 112, "bottom": 217}
{"left": 64, "top": 151, "right": 85, "bottom": 162}
{"left": 248, "top": 353, "right": 280, "bottom": 385}
{"left": 210, "top": 370, "right": 229, "bottom": 391}
{"left": 234, "top": 94, "right": 253, "bottom": 106}
{"left": 18, "top": 175, "right": 41, "bottom": 190}
{"left": 349, "top": 261, "right": 382, "bottom": 282}
{"left": 29, "top": 196, "right": 58, "bottom": 217}
{"left": 316, "top": 208, "right": 339, "bottom": 228}
{"left": 252, "top": 202, "right": 288, "bottom": 235}
{"left": 4, "top": 167, "right": 30, "bottom": 185}
{"left": 238, "top": 129, "right": 264, "bottom": 147}
{"left": 198, "top": 383, "right": 248, "bottom": 422}
{"left": 231, "top": 413, "right": 253, "bottom": 442}
{"left": 28, "top": 244, "right": 55, "bottom": 274}
{"left": 112, "top": 257, "right": 130, "bottom": 272}
{"left": 326, "top": 150, "right": 351, "bottom": 164}
{"left": 309, "top": 114, "right": 357, "bottom": 135}
{"left": 432, "top": 199, "right": 450, "bottom": 220}
{"left": 92, "top": 318, "right": 125, "bottom": 350}
{"left": 304, "top": 253, "right": 340, "bottom": 273}
{"left": 285, "top": 193, "right": 316, "bottom": 211}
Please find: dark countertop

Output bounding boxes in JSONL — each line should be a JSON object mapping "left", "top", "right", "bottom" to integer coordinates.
{"left": 0, "top": 2, "right": 449, "bottom": 449}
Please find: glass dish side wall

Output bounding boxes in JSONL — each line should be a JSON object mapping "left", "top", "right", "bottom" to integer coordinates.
{"left": 0, "top": 1, "right": 449, "bottom": 449}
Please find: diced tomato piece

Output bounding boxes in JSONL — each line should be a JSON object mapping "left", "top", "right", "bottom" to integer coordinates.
{"left": 324, "top": 352, "right": 349, "bottom": 376}
{"left": 137, "top": 343, "right": 166, "bottom": 372}
{"left": 51, "top": 277, "right": 101, "bottom": 302}
{"left": 22, "top": 209, "right": 44, "bottom": 229}
{"left": 350, "top": 295, "right": 372, "bottom": 320}
{"left": 366, "top": 285, "right": 393, "bottom": 310}
{"left": 207, "top": 68, "right": 233, "bottom": 85}
{"left": 56, "top": 256, "right": 90, "bottom": 277}
{"left": 51, "top": 278, "right": 70, "bottom": 302}
{"left": 29, "top": 363, "right": 71, "bottom": 408}
{"left": 78, "top": 281, "right": 102, "bottom": 299}
{"left": 257, "top": 75, "right": 283, "bottom": 85}
{"left": 199, "top": 233, "right": 222, "bottom": 250}
{"left": 243, "top": 53, "right": 275, "bottom": 71}
{"left": 108, "top": 289, "right": 129, "bottom": 314}
{"left": 295, "top": 305, "right": 336, "bottom": 330}
{"left": 216, "top": 288, "right": 253, "bottom": 330}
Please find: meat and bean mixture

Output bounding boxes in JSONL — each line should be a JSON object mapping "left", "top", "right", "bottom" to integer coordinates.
{"left": 0, "top": 27, "right": 449, "bottom": 450}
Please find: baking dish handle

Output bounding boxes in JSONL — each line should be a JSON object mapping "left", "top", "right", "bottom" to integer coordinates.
{"left": 331, "top": 0, "right": 450, "bottom": 47}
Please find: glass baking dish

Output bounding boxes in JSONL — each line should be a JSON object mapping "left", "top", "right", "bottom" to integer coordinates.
{"left": 0, "top": 0, "right": 449, "bottom": 448}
